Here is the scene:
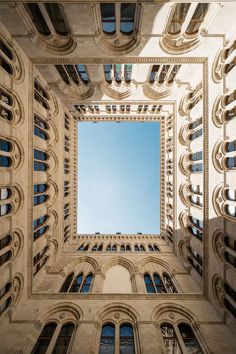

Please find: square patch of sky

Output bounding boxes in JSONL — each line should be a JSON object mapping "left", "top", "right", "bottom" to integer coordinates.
{"left": 77, "top": 122, "right": 160, "bottom": 234}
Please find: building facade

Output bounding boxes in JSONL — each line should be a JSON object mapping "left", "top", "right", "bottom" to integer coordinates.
{"left": 0, "top": 1, "right": 236, "bottom": 353}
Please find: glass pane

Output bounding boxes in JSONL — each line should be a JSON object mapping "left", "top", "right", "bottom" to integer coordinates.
{"left": 25, "top": 4, "right": 51, "bottom": 36}
{"left": 178, "top": 323, "right": 203, "bottom": 354}
{"left": 120, "top": 324, "right": 135, "bottom": 354}
{"left": 186, "top": 4, "right": 209, "bottom": 35}
{"left": 31, "top": 323, "right": 57, "bottom": 354}
{"left": 168, "top": 3, "right": 190, "bottom": 34}
{"left": 99, "top": 324, "right": 115, "bottom": 354}
{"left": 120, "top": 4, "right": 136, "bottom": 35}
{"left": 52, "top": 323, "right": 74, "bottom": 354}
{"left": 100, "top": 3, "right": 116, "bottom": 34}
{"left": 161, "top": 324, "right": 182, "bottom": 354}
{"left": 45, "top": 4, "right": 69, "bottom": 36}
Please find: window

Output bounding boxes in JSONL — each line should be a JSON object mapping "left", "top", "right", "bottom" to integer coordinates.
{"left": 224, "top": 283, "right": 236, "bottom": 318}
{"left": 34, "top": 148, "right": 48, "bottom": 171}
{"left": 34, "top": 80, "right": 49, "bottom": 110}
{"left": 0, "top": 282, "right": 12, "bottom": 316}
{"left": 60, "top": 272, "right": 93, "bottom": 293}
{"left": 64, "top": 113, "right": 70, "bottom": 130}
{"left": 25, "top": 3, "right": 69, "bottom": 37}
{"left": 144, "top": 273, "right": 177, "bottom": 294}
{"left": 64, "top": 158, "right": 70, "bottom": 174}
{"left": 0, "top": 138, "right": 12, "bottom": 168}
{"left": 31, "top": 322, "right": 75, "bottom": 354}
{"left": 99, "top": 322, "right": 135, "bottom": 354}
{"left": 0, "top": 249, "right": 12, "bottom": 267}
{"left": 33, "top": 246, "right": 49, "bottom": 276}
{"left": 64, "top": 225, "right": 70, "bottom": 242}
{"left": 104, "top": 64, "right": 133, "bottom": 85}
{"left": 161, "top": 323, "right": 182, "bottom": 353}
{"left": 55, "top": 64, "right": 90, "bottom": 85}
{"left": 0, "top": 39, "right": 13, "bottom": 75}
{"left": 167, "top": 3, "right": 209, "bottom": 36}
{"left": 33, "top": 183, "right": 48, "bottom": 206}
{"left": 64, "top": 203, "right": 70, "bottom": 220}
{"left": 224, "top": 235, "right": 236, "bottom": 268}
{"left": 99, "top": 323, "right": 115, "bottom": 354}
{"left": 100, "top": 3, "right": 136, "bottom": 36}
{"left": 161, "top": 322, "right": 203, "bottom": 354}
{"left": 189, "top": 216, "right": 203, "bottom": 241}
{"left": 33, "top": 215, "right": 49, "bottom": 241}
{"left": 34, "top": 114, "right": 48, "bottom": 140}
{"left": 0, "top": 234, "right": 11, "bottom": 250}
{"left": 0, "top": 187, "right": 12, "bottom": 217}
{"left": 188, "top": 247, "right": 203, "bottom": 276}
{"left": 0, "top": 87, "right": 13, "bottom": 121}
{"left": 64, "top": 181, "right": 70, "bottom": 197}
{"left": 186, "top": 4, "right": 209, "bottom": 35}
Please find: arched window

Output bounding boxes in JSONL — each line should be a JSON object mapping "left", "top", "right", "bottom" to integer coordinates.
{"left": 0, "top": 138, "right": 12, "bottom": 168}
{"left": 0, "top": 250, "right": 12, "bottom": 267}
{"left": 187, "top": 246, "right": 203, "bottom": 276}
{"left": 64, "top": 158, "right": 70, "bottom": 174}
{"left": 34, "top": 80, "right": 50, "bottom": 110}
{"left": 31, "top": 321, "right": 75, "bottom": 354}
{"left": 55, "top": 64, "right": 90, "bottom": 85}
{"left": 121, "top": 244, "right": 125, "bottom": 251}
{"left": 81, "top": 273, "right": 93, "bottom": 293}
{"left": 144, "top": 273, "right": 155, "bottom": 293}
{"left": 33, "top": 215, "right": 49, "bottom": 241}
{"left": 140, "top": 245, "right": 145, "bottom": 252}
{"left": 33, "top": 183, "right": 48, "bottom": 206}
{"left": 134, "top": 245, "right": 139, "bottom": 252}
{"left": 34, "top": 114, "right": 49, "bottom": 140}
{"left": 178, "top": 323, "right": 203, "bottom": 353}
{"left": 0, "top": 87, "right": 13, "bottom": 121}
{"left": 64, "top": 203, "right": 69, "bottom": 220}
{"left": 188, "top": 216, "right": 203, "bottom": 241}
{"left": 0, "top": 187, "right": 12, "bottom": 217}
{"left": 189, "top": 184, "right": 203, "bottom": 207}
{"left": 99, "top": 323, "right": 115, "bottom": 354}
{"left": 52, "top": 323, "right": 75, "bottom": 354}
{"left": 0, "top": 281, "right": 12, "bottom": 316}
{"left": 64, "top": 181, "right": 70, "bottom": 197}
{"left": 0, "top": 234, "right": 12, "bottom": 250}
{"left": 34, "top": 149, "right": 49, "bottom": 171}
{"left": 61, "top": 272, "right": 93, "bottom": 293}
{"left": 60, "top": 272, "right": 74, "bottom": 292}
{"left": 112, "top": 244, "right": 117, "bottom": 252}
{"left": 148, "top": 245, "right": 154, "bottom": 252}
{"left": 103, "top": 64, "right": 133, "bottom": 85}
{"left": 100, "top": 3, "right": 136, "bottom": 36}
{"left": 0, "top": 39, "right": 13, "bottom": 75}
{"left": 185, "top": 4, "right": 209, "bottom": 35}
{"left": 163, "top": 273, "right": 177, "bottom": 293}
{"left": 224, "top": 283, "right": 236, "bottom": 318}
{"left": 31, "top": 323, "right": 57, "bottom": 353}
{"left": 161, "top": 322, "right": 203, "bottom": 353}
{"left": 64, "top": 135, "right": 70, "bottom": 152}
{"left": 120, "top": 323, "right": 135, "bottom": 354}
{"left": 98, "top": 244, "right": 103, "bottom": 251}
{"left": 224, "top": 235, "right": 236, "bottom": 268}
{"left": 161, "top": 323, "right": 181, "bottom": 353}
{"left": 64, "top": 113, "right": 70, "bottom": 130}
{"left": 64, "top": 225, "right": 70, "bottom": 242}
{"left": 126, "top": 245, "right": 131, "bottom": 251}
{"left": 167, "top": 3, "right": 191, "bottom": 35}
{"left": 154, "top": 244, "right": 160, "bottom": 252}
{"left": 92, "top": 244, "right": 98, "bottom": 252}
{"left": 189, "top": 117, "right": 203, "bottom": 141}
{"left": 189, "top": 151, "right": 203, "bottom": 173}
{"left": 33, "top": 246, "right": 49, "bottom": 276}
{"left": 25, "top": 3, "right": 69, "bottom": 37}
{"left": 106, "top": 244, "right": 112, "bottom": 251}
{"left": 144, "top": 273, "right": 177, "bottom": 294}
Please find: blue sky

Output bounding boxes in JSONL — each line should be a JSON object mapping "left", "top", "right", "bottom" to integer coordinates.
{"left": 77, "top": 122, "right": 160, "bottom": 234}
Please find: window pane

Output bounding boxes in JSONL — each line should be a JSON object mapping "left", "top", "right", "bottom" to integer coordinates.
{"left": 31, "top": 323, "right": 57, "bottom": 354}
{"left": 52, "top": 323, "right": 74, "bottom": 354}
{"left": 99, "top": 324, "right": 115, "bottom": 354}
{"left": 25, "top": 3, "right": 51, "bottom": 36}
{"left": 178, "top": 323, "right": 203, "bottom": 354}
{"left": 120, "top": 4, "right": 136, "bottom": 34}
{"left": 120, "top": 324, "right": 135, "bottom": 354}
{"left": 45, "top": 4, "right": 69, "bottom": 36}
{"left": 161, "top": 323, "right": 182, "bottom": 354}
{"left": 100, "top": 4, "right": 116, "bottom": 34}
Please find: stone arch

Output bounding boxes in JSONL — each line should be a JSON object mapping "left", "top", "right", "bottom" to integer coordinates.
{"left": 137, "top": 256, "right": 174, "bottom": 276}
{"left": 62, "top": 256, "right": 99, "bottom": 276}
{"left": 101, "top": 256, "right": 135, "bottom": 274}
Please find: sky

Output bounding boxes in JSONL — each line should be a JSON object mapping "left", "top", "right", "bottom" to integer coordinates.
{"left": 77, "top": 122, "right": 160, "bottom": 234}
